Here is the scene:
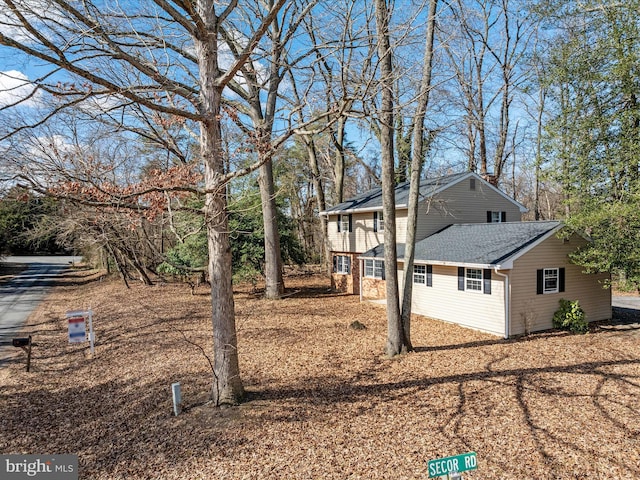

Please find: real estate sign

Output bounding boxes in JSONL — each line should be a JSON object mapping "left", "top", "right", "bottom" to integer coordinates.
{"left": 428, "top": 452, "right": 477, "bottom": 478}
{"left": 66, "top": 311, "right": 87, "bottom": 344}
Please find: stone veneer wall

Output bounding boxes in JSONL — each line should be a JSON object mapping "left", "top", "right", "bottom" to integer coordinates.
{"left": 330, "top": 252, "right": 360, "bottom": 295}
{"left": 361, "top": 277, "right": 386, "bottom": 300}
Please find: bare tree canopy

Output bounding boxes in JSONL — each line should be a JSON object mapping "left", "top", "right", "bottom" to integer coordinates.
{"left": 0, "top": 0, "right": 297, "bottom": 406}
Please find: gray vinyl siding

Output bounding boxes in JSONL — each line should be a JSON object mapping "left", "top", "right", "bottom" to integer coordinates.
{"left": 398, "top": 263, "right": 506, "bottom": 336}
{"left": 415, "top": 178, "right": 523, "bottom": 240}
{"left": 509, "top": 233, "right": 611, "bottom": 335}
{"left": 328, "top": 176, "right": 522, "bottom": 255}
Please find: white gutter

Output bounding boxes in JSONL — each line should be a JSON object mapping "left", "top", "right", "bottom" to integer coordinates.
{"left": 357, "top": 255, "right": 500, "bottom": 270}
{"left": 320, "top": 205, "right": 407, "bottom": 216}
{"left": 494, "top": 267, "right": 510, "bottom": 339}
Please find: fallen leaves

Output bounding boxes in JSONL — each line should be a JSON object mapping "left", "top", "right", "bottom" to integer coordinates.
{"left": 1, "top": 270, "right": 639, "bottom": 479}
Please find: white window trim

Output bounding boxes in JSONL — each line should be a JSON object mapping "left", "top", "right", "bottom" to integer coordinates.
{"left": 364, "top": 259, "right": 384, "bottom": 279}
{"left": 543, "top": 268, "right": 559, "bottom": 294}
{"left": 335, "top": 255, "right": 350, "bottom": 274}
{"left": 413, "top": 264, "right": 426, "bottom": 284}
{"left": 465, "top": 268, "right": 483, "bottom": 292}
{"left": 340, "top": 215, "right": 350, "bottom": 233}
{"left": 378, "top": 211, "right": 384, "bottom": 231}
{"left": 491, "top": 211, "right": 502, "bottom": 223}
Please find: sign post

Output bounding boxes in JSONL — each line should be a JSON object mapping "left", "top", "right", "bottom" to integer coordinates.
{"left": 87, "top": 308, "right": 94, "bottom": 354}
{"left": 428, "top": 452, "right": 477, "bottom": 479}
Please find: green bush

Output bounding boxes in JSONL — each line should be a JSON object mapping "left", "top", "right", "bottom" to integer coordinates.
{"left": 552, "top": 299, "right": 588, "bottom": 334}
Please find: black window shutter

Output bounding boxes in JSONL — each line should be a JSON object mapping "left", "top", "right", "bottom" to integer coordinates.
{"left": 559, "top": 267, "right": 565, "bottom": 292}
{"left": 483, "top": 269, "right": 492, "bottom": 294}
{"left": 337, "top": 215, "right": 341, "bottom": 232}
{"left": 458, "top": 267, "right": 465, "bottom": 291}
{"left": 373, "top": 211, "right": 378, "bottom": 232}
{"left": 381, "top": 261, "right": 386, "bottom": 280}
{"left": 501, "top": 211, "right": 506, "bottom": 223}
{"left": 333, "top": 255, "right": 337, "bottom": 273}
{"left": 427, "top": 265, "right": 433, "bottom": 287}
{"left": 487, "top": 211, "right": 492, "bottom": 223}
{"left": 348, "top": 214, "right": 353, "bottom": 232}
{"left": 536, "top": 269, "right": 543, "bottom": 294}
{"left": 346, "top": 256, "right": 351, "bottom": 274}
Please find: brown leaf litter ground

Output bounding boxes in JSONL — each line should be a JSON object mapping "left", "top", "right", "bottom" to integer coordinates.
{"left": 1, "top": 269, "right": 639, "bottom": 479}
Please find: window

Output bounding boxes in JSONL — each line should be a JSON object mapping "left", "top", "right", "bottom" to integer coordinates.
{"left": 544, "top": 268, "right": 558, "bottom": 293}
{"left": 466, "top": 268, "right": 483, "bottom": 291}
{"left": 374, "top": 211, "right": 384, "bottom": 232}
{"left": 333, "top": 255, "right": 350, "bottom": 274}
{"left": 487, "top": 211, "right": 506, "bottom": 223}
{"left": 537, "top": 268, "right": 565, "bottom": 294}
{"left": 470, "top": 178, "right": 476, "bottom": 190}
{"left": 364, "top": 259, "right": 384, "bottom": 279}
{"left": 458, "top": 267, "right": 491, "bottom": 294}
{"left": 413, "top": 264, "right": 433, "bottom": 286}
{"left": 413, "top": 265, "right": 426, "bottom": 284}
{"left": 338, "top": 214, "right": 352, "bottom": 233}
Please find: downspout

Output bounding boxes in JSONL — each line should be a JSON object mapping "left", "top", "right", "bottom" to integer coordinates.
{"left": 359, "top": 258, "right": 363, "bottom": 303}
{"left": 494, "top": 267, "right": 510, "bottom": 339}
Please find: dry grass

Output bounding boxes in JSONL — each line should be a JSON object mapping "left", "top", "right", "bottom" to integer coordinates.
{"left": 1, "top": 270, "right": 639, "bottom": 479}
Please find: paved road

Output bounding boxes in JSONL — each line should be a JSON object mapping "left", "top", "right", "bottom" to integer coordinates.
{"left": 612, "top": 295, "right": 640, "bottom": 310}
{"left": 0, "top": 256, "right": 82, "bottom": 363}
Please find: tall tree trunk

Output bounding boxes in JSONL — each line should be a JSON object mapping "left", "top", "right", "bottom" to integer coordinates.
{"left": 375, "top": 0, "right": 405, "bottom": 357}
{"left": 303, "top": 136, "right": 330, "bottom": 270}
{"left": 333, "top": 116, "right": 347, "bottom": 204}
{"left": 395, "top": 113, "right": 411, "bottom": 184}
{"left": 197, "top": 0, "right": 243, "bottom": 405}
{"left": 477, "top": 84, "right": 488, "bottom": 176}
{"left": 534, "top": 85, "right": 546, "bottom": 220}
{"left": 259, "top": 156, "right": 285, "bottom": 299}
{"left": 400, "top": 0, "right": 438, "bottom": 351}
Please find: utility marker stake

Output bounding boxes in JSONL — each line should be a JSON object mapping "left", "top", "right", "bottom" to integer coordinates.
{"left": 172, "top": 382, "right": 182, "bottom": 416}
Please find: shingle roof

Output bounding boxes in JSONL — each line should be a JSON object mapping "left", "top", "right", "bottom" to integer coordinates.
{"left": 323, "top": 171, "right": 470, "bottom": 213}
{"left": 360, "top": 221, "right": 563, "bottom": 267}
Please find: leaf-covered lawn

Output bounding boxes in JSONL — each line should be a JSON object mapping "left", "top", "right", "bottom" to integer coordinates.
{"left": 1, "top": 270, "right": 639, "bottom": 479}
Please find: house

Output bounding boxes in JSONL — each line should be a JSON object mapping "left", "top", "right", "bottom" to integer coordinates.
{"left": 359, "top": 221, "right": 611, "bottom": 337}
{"left": 322, "top": 172, "right": 611, "bottom": 337}
{"left": 321, "top": 172, "right": 527, "bottom": 295}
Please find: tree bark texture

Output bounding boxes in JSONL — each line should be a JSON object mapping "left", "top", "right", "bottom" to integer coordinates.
{"left": 375, "top": 0, "right": 406, "bottom": 357}
{"left": 400, "top": 0, "right": 438, "bottom": 351}
{"left": 259, "top": 158, "right": 285, "bottom": 299}
{"left": 197, "top": 0, "right": 244, "bottom": 405}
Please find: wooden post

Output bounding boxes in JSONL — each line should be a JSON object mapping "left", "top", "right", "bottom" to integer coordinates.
{"left": 12, "top": 336, "right": 32, "bottom": 372}
{"left": 25, "top": 335, "right": 32, "bottom": 372}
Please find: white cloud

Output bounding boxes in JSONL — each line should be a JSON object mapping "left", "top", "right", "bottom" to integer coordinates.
{"left": 0, "top": 70, "right": 42, "bottom": 108}
{"left": 0, "top": 1, "right": 48, "bottom": 44}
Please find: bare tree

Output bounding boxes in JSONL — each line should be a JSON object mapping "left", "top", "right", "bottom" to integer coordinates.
{"left": 302, "top": 0, "right": 377, "bottom": 205}
{"left": 440, "top": 0, "right": 533, "bottom": 184}
{"left": 400, "top": 0, "right": 439, "bottom": 350}
{"left": 374, "top": 0, "right": 407, "bottom": 357}
{"left": 220, "top": 0, "right": 320, "bottom": 299}
{"left": 0, "top": 0, "right": 289, "bottom": 406}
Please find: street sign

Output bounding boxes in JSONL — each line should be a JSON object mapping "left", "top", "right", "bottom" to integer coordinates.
{"left": 428, "top": 452, "right": 477, "bottom": 478}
